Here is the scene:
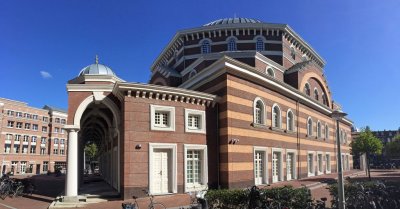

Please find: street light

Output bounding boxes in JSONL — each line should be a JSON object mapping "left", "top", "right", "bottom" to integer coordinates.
{"left": 331, "top": 109, "right": 347, "bottom": 209}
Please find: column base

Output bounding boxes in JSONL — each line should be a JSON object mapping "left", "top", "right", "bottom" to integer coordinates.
{"left": 49, "top": 195, "right": 88, "bottom": 208}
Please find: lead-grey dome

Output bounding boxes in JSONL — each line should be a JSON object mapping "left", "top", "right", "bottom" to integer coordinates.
{"left": 79, "top": 56, "right": 116, "bottom": 76}
{"left": 203, "top": 18, "right": 262, "bottom": 26}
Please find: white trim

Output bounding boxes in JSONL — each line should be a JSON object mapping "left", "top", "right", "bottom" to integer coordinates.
{"left": 285, "top": 149, "right": 297, "bottom": 180}
{"left": 184, "top": 109, "right": 206, "bottom": 134}
{"left": 149, "top": 143, "right": 177, "bottom": 195}
{"left": 150, "top": 105, "right": 176, "bottom": 132}
{"left": 253, "top": 97, "right": 266, "bottom": 125}
{"left": 316, "top": 151, "right": 324, "bottom": 175}
{"left": 325, "top": 152, "right": 332, "bottom": 174}
{"left": 307, "top": 117, "right": 313, "bottom": 137}
{"left": 184, "top": 144, "right": 208, "bottom": 192}
{"left": 317, "top": 120, "right": 322, "bottom": 139}
{"left": 307, "top": 151, "right": 315, "bottom": 177}
{"left": 325, "top": 124, "right": 329, "bottom": 141}
{"left": 253, "top": 146, "right": 268, "bottom": 185}
{"left": 286, "top": 109, "right": 295, "bottom": 132}
{"left": 271, "top": 148, "right": 283, "bottom": 183}
{"left": 271, "top": 103, "right": 282, "bottom": 129}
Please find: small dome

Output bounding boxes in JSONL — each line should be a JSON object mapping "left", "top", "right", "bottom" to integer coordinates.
{"left": 79, "top": 55, "right": 116, "bottom": 76}
{"left": 203, "top": 18, "right": 262, "bottom": 26}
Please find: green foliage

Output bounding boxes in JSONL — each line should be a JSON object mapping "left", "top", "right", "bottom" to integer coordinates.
{"left": 84, "top": 143, "right": 98, "bottom": 160}
{"left": 385, "top": 134, "right": 400, "bottom": 157}
{"left": 205, "top": 185, "right": 312, "bottom": 209}
{"left": 350, "top": 128, "right": 383, "bottom": 156}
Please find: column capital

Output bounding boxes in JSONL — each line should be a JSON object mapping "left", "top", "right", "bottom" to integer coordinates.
{"left": 64, "top": 125, "right": 80, "bottom": 132}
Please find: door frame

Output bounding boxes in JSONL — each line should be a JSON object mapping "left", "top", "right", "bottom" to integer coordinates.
{"left": 286, "top": 149, "right": 297, "bottom": 180}
{"left": 271, "top": 148, "right": 283, "bottom": 183}
{"left": 149, "top": 143, "right": 177, "bottom": 195}
{"left": 253, "top": 146, "right": 268, "bottom": 185}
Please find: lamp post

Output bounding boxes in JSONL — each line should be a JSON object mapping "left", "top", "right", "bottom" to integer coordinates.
{"left": 331, "top": 109, "right": 347, "bottom": 209}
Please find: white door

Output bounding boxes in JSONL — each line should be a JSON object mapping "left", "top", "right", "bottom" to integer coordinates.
{"left": 153, "top": 150, "right": 169, "bottom": 194}
{"left": 20, "top": 162, "right": 26, "bottom": 174}
{"left": 254, "top": 151, "right": 263, "bottom": 185}
{"left": 287, "top": 153, "right": 293, "bottom": 180}
{"left": 272, "top": 152, "right": 279, "bottom": 182}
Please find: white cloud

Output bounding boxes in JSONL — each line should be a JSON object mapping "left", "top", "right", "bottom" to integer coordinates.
{"left": 40, "top": 71, "right": 52, "bottom": 79}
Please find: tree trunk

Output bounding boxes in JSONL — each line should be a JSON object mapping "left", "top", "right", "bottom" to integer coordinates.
{"left": 366, "top": 153, "right": 371, "bottom": 181}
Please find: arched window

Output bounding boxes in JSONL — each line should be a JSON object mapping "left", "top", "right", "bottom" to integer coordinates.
{"left": 314, "top": 88, "right": 319, "bottom": 101}
{"left": 266, "top": 68, "right": 275, "bottom": 77}
{"left": 304, "top": 83, "right": 311, "bottom": 96}
{"left": 325, "top": 124, "right": 329, "bottom": 140}
{"left": 290, "top": 47, "right": 296, "bottom": 60}
{"left": 317, "top": 121, "right": 322, "bottom": 138}
{"left": 307, "top": 117, "right": 313, "bottom": 136}
{"left": 201, "top": 40, "right": 211, "bottom": 54}
{"left": 322, "top": 93, "right": 327, "bottom": 105}
{"left": 272, "top": 104, "right": 281, "bottom": 128}
{"left": 287, "top": 110, "right": 294, "bottom": 132}
{"left": 256, "top": 37, "right": 264, "bottom": 51}
{"left": 227, "top": 37, "right": 237, "bottom": 51}
{"left": 340, "top": 130, "right": 344, "bottom": 143}
{"left": 253, "top": 98, "right": 265, "bottom": 124}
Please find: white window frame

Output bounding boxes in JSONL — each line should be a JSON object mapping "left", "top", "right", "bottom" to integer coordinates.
{"left": 325, "top": 124, "right": 329, "bottom": 141}
{"left": 185, "top": 109, "right": 206, "bottom": 134}
{"left": 325, "top": 153, "right": 331, "bottom": 174}
{"left": 150, "top": 105, "right": 176, "bottom": 131}
{"left": 317, "top": 151, "right": 324, "bottom": 175}
{"left": 307, "top": 151, "right": 315, "bottom": 177}
{"left": 227, "top": 36, "right": 237, "bottom": 51}
{"left": 253, "top": 97, "right": 266, "bottom": 125}
{"left": 271, "top": 104, "right": 282, "bottom": 129}
{"left": 200, "top": 39, "right": 211, "bottom": 54}
{"left": 184, "top": 144, "right": 208, "bottom": 192}
{"left": 307, "top": 117, "right": 313, "bottom": 137}
{"left": 286, "top": 109, "right": 295, "bottom": 132}
{"left": 271, "top": 148, "right": 283, "bottom": 183}
{"left": 253, "top": 146, "right": 268, "bottom": 185}
{"left": 148, "top": 143, "right": 177, "bottom": 195}
{"left": 255, "top": 36, "right": 265, "bottom": 51}
{"left": 286, "top": 149, "right": 297, "bottom": 180}
{"left": 317, "top": 121, "right": 322, "bottom": 139}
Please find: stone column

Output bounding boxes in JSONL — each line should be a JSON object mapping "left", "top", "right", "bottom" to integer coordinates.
{"left": 64, "top": 126, "right": 80, "bottom": 197}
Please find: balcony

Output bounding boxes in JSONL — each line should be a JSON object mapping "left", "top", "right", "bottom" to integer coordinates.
{"left": 5, "top": 140, "right": 11, "bottom": 144}
{"left": 14, "top": 141, "right": 20, "bottom": 145}
{"left": 40, "top": 144, "right": 46, "bottom": 148}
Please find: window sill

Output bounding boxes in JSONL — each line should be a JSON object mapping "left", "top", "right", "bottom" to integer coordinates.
{"left": 284, "top": 130, "right": 297, "bottom": 135}
{"left": 251, "top": 122, "right": 268, "bottom": 129}
{"left": 270, "top": 127, "right": 284, "bottom": 132}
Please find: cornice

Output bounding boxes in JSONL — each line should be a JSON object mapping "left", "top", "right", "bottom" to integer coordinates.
{"left": 66, "top": 83, "right": 115, "bottom": 92}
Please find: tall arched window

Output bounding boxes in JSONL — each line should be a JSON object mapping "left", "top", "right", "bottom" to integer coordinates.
{"left": 314, "top": 89, "right": 319, "bottom": 101}
{"left": 304, "top": 83, "right": 311, "bottom": 96}
{"left": 266, "top": 68, "right": 275, "bottom": 77}
{"left": 272, "top": 104, "right": 281, "bottom": 128}
{"left": 201, "top": 40, "right": 211, "bottom": 54}
{"left": 322, "top": 93, "right": 327, "bottom": 105}
{"left": 287, "top": 110, "right": 294, "bottom": 131}
{"left": 317, "top": 121, "right": 322, "bottom": 138}
{"left": 256, "top": 37, "right": 264, "bottom": 51}
{"left": 227, "top": 37, "right": 237, "bottom": 51}
{"left": 307, "top": 117, "right": 313, "bottom": 136}
{"left": 253, "top": 98, "right": 265, "bottom": 124}
{"left": 325, "top": 124, "right": 329, "bottom": 140}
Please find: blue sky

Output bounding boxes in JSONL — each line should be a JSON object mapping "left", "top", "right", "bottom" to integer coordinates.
{"left": 0, "top": 0, "right": 399, "bottom": 131}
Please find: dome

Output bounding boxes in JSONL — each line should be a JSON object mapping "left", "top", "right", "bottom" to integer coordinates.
{"left": 79, "top": 56, "right": 116, "bottom": 76}
{"left": 203, "top": 17, "right": 262, "bottom": 26}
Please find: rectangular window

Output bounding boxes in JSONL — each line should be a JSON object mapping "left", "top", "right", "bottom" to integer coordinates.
{"left": 254, "top": 147, "right": 268, "bottom": 185}
{"left": 43, "top": 117, "right": 48, "bottom": 123}
{"left": 317, "top": 153, "right": 323, "bottom": 174}
{"left": 185, "top": 109, "right": 206, "bottom": 133}
{"left": 326, "top": 154, "right": 331, "bottom": 173}
{"left": 42, "top": 126, "right": 47, "bottom": 132}
{"left": 4, "top": 145, "right": 11, "bottom": 153}
{"left": 41, "top": 137, "right": 47, "bottom": 144}
{"left": 13, "top": 145, "right": 20, "bottom": 153}
{"left": 55, "top": 118, "right": 60, "bottom": 123}
{"left": 20, "top": 161, "right": 27, "bottom": 173}
{"left": 16, "top": 112, "right": 23, "bottom": 118}
{"left": 187, "top": 150, "right": 201, "bottom": 184}
{"left": 32, "top": 115, "right": 38, "bottom": 120}
{"left": 23, "top": 135, "right": 29, "bottom": 142}
{"left": 184, "top": 144, "right": 207, "bottom": 192}
{"left": 272, "top": 150, "right": 283, "bottom": 182}
{"left": 31, "top": 136, "right": 37, "bottom": 143}
{"left": 25, "top": 113, "right": 31, "bottom": 119}
{"left": 7, "top": 110, "right": 14, "bottom": 116}
{"left": 15, "top": 135, "right": 21, "bottom": 141}
{"left": 32, "top": 124, "right": 38, "bottom": 131}
{"left": 40, "top": 148, "right": 46, "bottom": 155}
{"left": 61, "top": 128, "right": 65, "bottom": 134}
{"left": 61, "top": 119, "right": 66, "bottom": 124}
{"left": 22, "top": 145, "right": 28, "bottom": 154}
{"left": 60, "top": 149, "right": 65, "bottom": 155}
{"left": 6, "top": 134, "right": 13, "bottom": 141}
{"left": 54, "top": 127, "right": 59, "bottom": 133}
{"left": 54, "top": 138, "right": 59, "bottom": 144}
{"left": 150, "top": 105, "right": 175, "bottom": 131}
{"left": 60, "top": 139, "right": 65, "bottom": 144}
{"left": 53, "top": 149, "right": 58, "bottom": 154}
{"left": 43, "top": 162, "right": 48, "bottom": 172}
{"left": 16, "top": 122, "right": 22, "bottom": 129}
{"left": 7, "top": 121, "right": 14, "bottom": 128}
{"left": 30, "top": 146, "right": 36, "bottom": 154}
{"left": 308, "top": 152, "right": 315, "bottom": 176}
{"left": 25, "top": 123, "right": 31, "bottom": 130}
{"left": 286, "top": 150, "right": 297, "bottom": 180}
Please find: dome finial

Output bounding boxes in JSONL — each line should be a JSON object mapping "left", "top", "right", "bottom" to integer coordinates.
{"left": 95, "top": 55, "right": 99, "bottom": 64}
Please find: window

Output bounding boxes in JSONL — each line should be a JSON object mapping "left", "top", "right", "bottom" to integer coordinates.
{"left": 60, "top": 139, "right": 65, "bottom": 144}
{"left": 150, "top": 105, "right": 175, "bottom": 131}
{"left": 42, "top": 126, "right": 47, "bottom": 133}
{"left": 15, "top": 135, "right": 21, "bottom": 141}
{"left": 325, "top": 124, "right": 329, "bottom": 140}
{"left": 286, "top": 150, "right": 297, "bottom": 180}
{"left": 25, "top": 113, "right": 31, "bottom": 119}
{"left": 30, "top": 146, "right": 36, "bottom": 154}
{"left": 326, "top": 153, "right": 331, "bottom": 173}
{"left": 25, "top": 123, "right": 31, "bottom": 130}
{"left": 322, "top": 93, "right": 328, "bottom": 105}
{"left": 41, "top": 137, "right": 46, "bottom": 144}
{"left": 304, "top": 83, "right": 311, "bottom": 96}
{"left": 314, "top": 89, "right": 319, "bottom": 101}
{"left": 31, "top": 136, "right": 37, "bottom": 143}
{"left": 255, "top": 37, "right": 264, "bottom": 51}
{"left": 32, "top": 124, "right": 38, "bottom": 131}
{"left": 61, "top": 119, "right": 66, "bottom": 124}
{"left": 185, "top": 109, "right": 206, "bottom": 133}
{"left": 20, "top": 161, "right": 27, "bottom": 173}
{"left": 60, "top": 149, "right": 65, "bottom": 155}
{"left": 272, "top": 149, "right": 283, "bottom": 182}
{"left": 53, "top": 149, "right": 58, "bottom": 154}
{"left": 317, "top": 153, "right": 323, "bottom": 174}
{"left": 6, "top": 134, "right": 13, "bottom": 141}
{"left": 23, "top": 135, "right": 29, "bottom": 142}
{"left": 54, "top": 127, "right": 59, "bottom": 133}
{"left": 4, "top": 145, "right": 11, "bottom": 153}
{"left": 272, "top": 104, "right": 281, "bottom": 128}
{"left": 7, "top": 121, "right": 14, "bottom": 128}
{"left": 201, "top": 40, "right": 211, "bottom": 54}
{"left": 16, "top": 122, "right": 22, "bottom": 129}
{"left": 55, "top": 118, "right": 60, "bottom": 123}
{"left": 317, "top": 121, "right": 322, "bottom": 138}
{"left": 307, "top": 152, "right": 315, "bottom": 176}
{"left": 286, "top": 110, "right": 294, "bottom": 132}
{"left": 254, "top": 147, "right": 268, "bottom": 185}
{"left": 61, "top": 128, "right": 65, "bottom": 134}
{"left": 43, "top": 117, "right": 48, "bottom": 123}
{"left": 307, "top": 117, "right": 313, "bottom": 136}
{"left": 13, "top": 145, "right": 20, "bottom": 153}
{"left": 40, "top": 148, "right": 46, "bottom": 155}
{"left": 54, "top": 138, "right": 59, "bottom": 144}
{"left": 253, "top": 98, "right": 265, "bottom": 125}
{"left": 266, "top": 68, "right": 275, "bottom": 77}
{"left": 7, "top": 110, "right": 14, "bottom": 116}
{"left": 32, "top": 115, "right": 38, "bottom": 120}
{"left": 290, "top": 47, "right": 296, "bottom": 60}
{"left": 43, "top": 162, "right": 48, "bottom": 172}
{"left": 184, "top": 144, "right": 207, "bottom": 192}
{"left": 227, "top": 37, "right": 237, "bottom": 51}
{"left": 16, "top": 112, "right": 23, "bottom": 118}
{"left": 22, "top": 145, "right": 28, "bottom": 154}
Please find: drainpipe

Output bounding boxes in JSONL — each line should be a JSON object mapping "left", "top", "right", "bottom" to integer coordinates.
{"left": 296, "top": 100, "right": 301, "bottom": 179}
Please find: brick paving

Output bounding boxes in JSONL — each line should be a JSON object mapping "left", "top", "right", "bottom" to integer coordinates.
{"left": 1, "top": 169, "right": 399, "bottom": 209}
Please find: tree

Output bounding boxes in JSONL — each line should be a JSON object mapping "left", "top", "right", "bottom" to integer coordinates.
{"left": 385, "top": 134, "right": 400, "bottom": 158}
{"left": 84, "top": 143, "right": 98, "bottom": 173}
{"left": 350, "top": 127, "right": 383, "bottom": 180}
